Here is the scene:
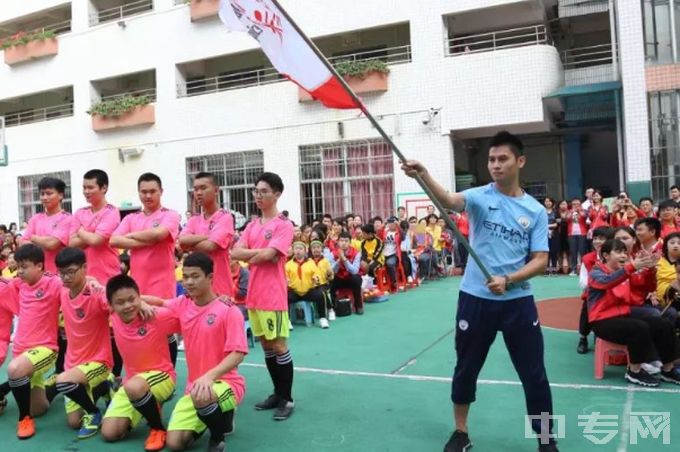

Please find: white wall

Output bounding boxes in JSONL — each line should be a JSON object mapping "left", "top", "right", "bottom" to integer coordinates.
{"left": 0, "top": 0, "right": 558, "bottom": 224}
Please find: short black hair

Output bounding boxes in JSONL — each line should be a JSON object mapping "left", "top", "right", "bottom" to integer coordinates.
{"left": 338, "top": 231, "right": 351, "bottom": 240}
{"left": 662, "top": 232, "right": 680, "bottom": 262}
{"left": 333, "top": 217, "right": 346, "bottom": 226}
{"left": 183, "top": 252, "right": 214, "bottom": 276}
{"left": 592, "top": 227, "right": 613, "bottom": 240}
{"left": 106, "top": 274, "right": 140, "bottom": 303}
{"left": 612, "top": 226, "right": 635, "bottom": 239}
{"left": 55, "top": 247, "right": 86, "bottom": 269}
{"left": 83, "top": 169, "right": 109, "bottom": 189}
{"left": 659, "top": 199, "right": 677, "bottom": 210}
{"left": 671, "top": 185, "right": 679, "bottom": 191}
{"left": 600, "top": 239, "right": 628, "bottom": 260}
{"left": 194, "top": 172, "right": 218, "bottom": 186}
{"left": 322, "top": 214, "right": 333, "bottom": 221}
{"left": 15, "top": 244, "right": 44, "bottom": 266}
{"left": 397, "top": 206, "right": 405, "bottom": 211}
{"left": 634, "top": 217, "right": 661, "bottom": 238}
{"left": 256, "top": 172, "right": 284, "bottom": 193}
{"left": 639, "top": 197, "right": 654, "bottom": 205}
{"left": 137, "top": 172, "right": 162, "bottom": 189}
{"left": 38, "top": 176, "right": 66, "bottom": 195}
{"left": 372, "top": 216, "right": 383, "bottom": 223}
{"left": 361, "top": 224, "right": 375, "bottom": 234}
{"left": 489, "top": 130, "right": 524, "bottom": 157}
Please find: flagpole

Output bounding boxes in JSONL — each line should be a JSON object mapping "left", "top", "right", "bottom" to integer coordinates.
{"left": 269, "top": 0, "right": 493, "bottom": 283}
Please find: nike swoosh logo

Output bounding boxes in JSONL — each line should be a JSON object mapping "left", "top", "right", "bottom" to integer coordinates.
{"left": 533, "top": 320, "right": 539, "bottom": 326}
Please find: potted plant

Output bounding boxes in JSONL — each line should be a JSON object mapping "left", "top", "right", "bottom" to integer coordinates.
{"left": 188, "top": 0, "right": 221, "bottom": 22}
{"left": 2, "top": 30, "right": 59, "bottom": 66}
{"left": 88, "top": 95, "right": 155, "bottom": 132}
{"left": 299, "top": 59, "right": 391, "bottom": 102}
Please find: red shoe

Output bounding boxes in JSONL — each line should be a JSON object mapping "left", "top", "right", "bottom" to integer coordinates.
{"left": 17, "top": 416, "right": 35, "bottom": 439}
{"left": 144, "top": 428, "right": 167, "bottom": 451}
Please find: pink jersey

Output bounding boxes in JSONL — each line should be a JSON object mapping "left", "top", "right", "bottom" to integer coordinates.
{"left": 9, "top": 274, "right": 62, "bottom": 356}
{"left": 180, "top": 209, "right": 234, "bottom": 297}
{"left": 113, "top": 208, "right": 180, "bottom": 298}
{"left": 165, "top": 296, "right": 248, "bottom": 401}
{"left": 60, "top": 286, "right": 113, "bottom": 370}
{"left": 237, "top": 215, "right": 294, "bottom": 311}
{"left": 111, "top": 307, "right": 180, "bottom": 383}
{"left": 23, "top": 211, "right": 72, "bottom": 273}
{"left": 71, "top": 204, "right": 121, "bottom": 284}
{"left": 0, "top": 279, "right": 18, "bottom": 365}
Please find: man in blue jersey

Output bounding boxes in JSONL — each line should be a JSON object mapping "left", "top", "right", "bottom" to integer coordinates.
{"left": 402, "top": 131, "right": 557, "bottom": 452}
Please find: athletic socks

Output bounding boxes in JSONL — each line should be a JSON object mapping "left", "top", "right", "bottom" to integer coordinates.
{"left": 131, "top": 391, "right": 164, "bottom": 430}
{"left": 168, "top": 336, "right": 178, "bottom": 368}
{"left": 9, "top": 376, "right": 31, "bottom": 419}
{"left": 45, "top": 381, "right": 59, "bottom": 403}
{"left": 91, "top": 380, "right": 110, "bottom": 402}
{"left": 56, "top": 382, "right": 99, "bottom": 414}
{"left": 197, "top": 402, "right": 225, "bottom": 442}
{"left": 264, "top": 350, "right": 279, "bottom": 395}
{"left": 0, "top": 381, "right": 10, "bottom": 396}
{"left": 275, "top": 351, "right": 294, "bottom": 402}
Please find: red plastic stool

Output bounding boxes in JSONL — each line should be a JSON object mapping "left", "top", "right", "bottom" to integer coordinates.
{"left": 374, "top": 267, "right": 389, "bottom": 292}
{"left": 594, "top": 338, "right": 629, "bottom": 380}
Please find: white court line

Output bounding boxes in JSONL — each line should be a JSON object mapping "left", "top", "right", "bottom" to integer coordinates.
{"left": 225, "top": 361, "right": 680, "bottom": 395}
{"left": 616, "top": 389, "right": 635, "bottom": 452}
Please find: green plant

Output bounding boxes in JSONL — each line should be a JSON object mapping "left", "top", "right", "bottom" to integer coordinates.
{"left": 0, "top": 30, "right": 56, "bottom": 50}
{"left": 333, "top": 59, "right": 390, "bottom": 78}
{"left": 87, "top": 95, "right": 151, "bottom": 118}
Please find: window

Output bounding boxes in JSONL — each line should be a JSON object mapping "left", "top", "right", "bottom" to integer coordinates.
{"left": 299, "top": 139, "right": 394, "bottom": 224}
{"left": 185, "top": 151, "right": 264, "bottom": 228}
{"left": 17, "top": 171, "right": 72, "bottom": 224}
{"left": 643, "top": 0, "right": 680, "bottom": 64}
{"left": 649, "top": 90, "right": 680, "bottom": 200}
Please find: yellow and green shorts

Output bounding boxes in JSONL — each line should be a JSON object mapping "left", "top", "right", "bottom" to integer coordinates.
{"left": 103, "top": 371, "right": 175, "bottom": 427}
{"left": 21, "top": 346, "right": 57, "bottom": 389}
{"left": 64, "top": 362, "right": 111, "bottom": 414}
{"left": 247, "top": 309, "right": 289, "bottom": 340}
{"left": 167, "top": 381, "right": 237, "bottom": 433}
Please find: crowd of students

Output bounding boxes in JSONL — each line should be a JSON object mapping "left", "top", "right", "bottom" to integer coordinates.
{"left": 567, "top": 187, "right": 680, "bottom": 387}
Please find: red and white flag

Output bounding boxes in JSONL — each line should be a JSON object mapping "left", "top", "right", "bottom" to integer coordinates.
{"left": 218, "top": 0, "right": 360, "bottom": 109}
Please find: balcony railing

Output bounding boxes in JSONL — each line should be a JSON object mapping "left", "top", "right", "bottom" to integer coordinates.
{"left": 562, "top": 44, "right": 615, "bottom": 70}
{"left": 90, "top": 0, "right": 154, "bottom": 26}
{"left": 99, "top": 87, "right": 157, "bottom": 103}
{"left": 446, "top": 25, "right": 551, "bottom": 56}
{"left": 0, "top": 19, "right": 72, "bottom": 43}
{"left": 178, "top": 44, "right": 412, "bottom": 98}
{"left": 3, "top": 103, "right": 74, "bottom": 127}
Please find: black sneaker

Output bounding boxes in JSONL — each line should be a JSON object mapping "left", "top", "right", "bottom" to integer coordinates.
{"left": 538, "top": 442, "right": 560, "bottom": 452}
{"left": 254, "top": 394, "right": 281, "bottom": 411}
{"left": 224, "top": 410, "right": 235, "bottom": 436}
{"left": 0, "top": 393, "right": 6, "bottom": 416}
{"left": 443, "top": 430, "right": 472, "bottom": 452}
{"left": 355, "top": 308, "right": 364, "bottom": 315}
{"left": 273, "top": 399, "right": 295, "bottom": 421}
{"left": 659, "top": 367, "right": 680, "bottom": 385}
{"left": 207, "top": 440, "right": 225, "bottom": 452}
{"left": 625, "top": 368, "right": 659, "bottom": 387}
{"left": 577, "top": 337, "right": 588, "bottom": 354}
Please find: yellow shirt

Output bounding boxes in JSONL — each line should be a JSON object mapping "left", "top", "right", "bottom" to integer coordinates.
{"left": 175, "top": 266, "right": 183, "bottom": 283}
{"left": 285, "top": 258, "right": 319, "bottom": 296}
{"left": 656, "top": 257, "right": 677, "bottom": 306}
{"left": 309, "top": 256, "right": 333, "bottom": 285}
{"left": 351, "top": 238, "right": 362, "bottom": 252}
{"left": 427, "top": 225, "right": 442, "bottom": 251}
{"left": 1, "top": 267, "right": 17, "bottom": 278}
{"left": 361, "top": 237, "right": 385, "bottom": 264}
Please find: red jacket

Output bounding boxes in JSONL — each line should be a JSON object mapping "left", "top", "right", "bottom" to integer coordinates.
{"left": 588, "top": 206, "right": 610, "bottom": 230}
{"left": 587, "top": 262, "right": 636, "bottom": 322}
{"left": 567, "top": 209, "right": 589, "bottom": 236}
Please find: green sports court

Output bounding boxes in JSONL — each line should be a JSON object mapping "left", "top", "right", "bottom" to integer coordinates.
{"left": 1, "top": 276, "right": 677, "bottom": 451}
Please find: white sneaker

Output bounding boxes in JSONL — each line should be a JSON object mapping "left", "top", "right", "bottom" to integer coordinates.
{"left": 177, "top": 340, "right": 185, "bottom": 351}
{"left": 641, "top": 362, "right": 661, "bottom": 375}
{"left": 319, "top": 318, "right": 329, "bottom": 329}
{"left": 288, "top": 320, "right": 294, "bottom": 331}
{"left": 407, "top": 276, "right": 414, "bottom": 283}
{"left": 328, "top": 309, "right": 336, "bottom": 321}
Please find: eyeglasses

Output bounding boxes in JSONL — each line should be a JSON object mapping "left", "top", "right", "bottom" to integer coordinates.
{"left": 251, "top": 189, "right": 274, "bottom": 198}
{"left": 58, "top": 265, "right": 83, "bottom": 279}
